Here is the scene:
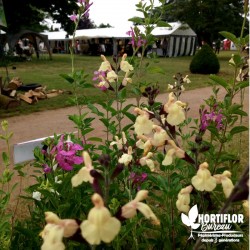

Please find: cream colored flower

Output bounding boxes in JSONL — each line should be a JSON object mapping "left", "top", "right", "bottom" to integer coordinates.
{"left": 80, "top": 193, "right": 121, "bottom": 245}
{"left": 97, "top": 80, "right": 109, "bottom": 89}
{"left": 139, "top": 152, "right": 155, "bottom": 171}
{"left": 121, "top": 190, "right": 160, "bottom": 225}
{"left": 176, "top": 185, "right": 193, "bottom": 213}
{"left": 71, "top": 151, "right": 94, "bottom": 186}
{"left": 134, "top": 108, "right": 154, "bottom": 136}
{"left": 136, "top": 134, "right": 152, "bottom": 155}
{"left": 122, "top": 77, "right": 132, "bottom": 86}
{"left": 120, "top": 53, "right": 134, "bottom": 72}
{"left": 41, "top": 224, "right": 65, "bottom": 250}
{"left": 164, "top": 92, "right": 186, "bottom": 126}
{"left": 191, "top": 162, "right": 216, "bottom": 192}
{"left": 110, "top": 132, "right": 127, "bottom": 150}
{"left": 214, "top": 170, "right": 234, "bottom": 198}
{"left": 99, "top": 55, "right": 111, "bottom": 71}
{"left": 152, "top": 125, "right": 168, "bottom": 147}
{"left": 183, "top": 75, "right": 191, "bottom": 84}
{"left": 118, "top": 146, "right": 133, "bottom": 166}
{"left": 162, "top": 140, "right": 185, "bottom": 166}
{"left": 44, "top": 212, "right": 79, "bottom": 238}
{"left": 107, "top": 70, "right": 118, "bottom": 82}
{"left": 168, "top": 84, "right": 174, "bottom": 89}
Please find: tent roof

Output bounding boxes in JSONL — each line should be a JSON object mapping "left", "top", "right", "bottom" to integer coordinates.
{"left": 41, "top": 30, "right": 70, "bottom": 41}
{"left": 74, "top": 22, "right": 196, "bottom": 39}
{"left": 41, "top": 22, "right": 196, "bottom": 41}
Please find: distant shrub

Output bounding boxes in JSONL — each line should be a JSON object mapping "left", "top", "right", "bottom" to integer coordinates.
{"left": 190, "top": 44, "right": 220, "bottom": 74}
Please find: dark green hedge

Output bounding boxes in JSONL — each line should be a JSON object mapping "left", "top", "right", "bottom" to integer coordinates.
{"left": 190, "top": 44, "right": 220, "bottom": 74}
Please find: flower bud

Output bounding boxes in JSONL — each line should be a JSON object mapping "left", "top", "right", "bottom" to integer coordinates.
{"left": 98, "top": 154, "right": 111, "bottom": 167}
{"left": 195, "top": 134, "right": 203, "bottom": 144}
{"left": 90, "top": 169, "right": 104, "bottom": 181}
{"left": 111, "top": 163, "right": 124, "bottom": 179}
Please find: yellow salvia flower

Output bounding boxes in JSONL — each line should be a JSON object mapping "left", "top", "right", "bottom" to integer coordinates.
{"left": 80, "top": 193, "right": 121, "bottom": 245}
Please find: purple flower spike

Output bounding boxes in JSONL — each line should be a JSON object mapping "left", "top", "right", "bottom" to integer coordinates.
{"left": 43, "top": 164, "right": 52, "bottom": 173}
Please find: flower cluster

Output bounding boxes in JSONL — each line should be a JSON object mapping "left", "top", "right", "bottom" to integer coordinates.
{"left": 41, "top": 191, "right": 159, "bottom": 247}
{"left": 93, "top": 54, "right": 133, "bottom": 91}
{"left": 126, "top": 26, "right": 147, "bottom": 49}
{"left": 131, "top": 92, "right": 188, "bottom": 168}
{"left": 200, "top": 108, "right": 223, "bottom": 132}
{"left": 176, "top": 162, "right": 237, "bottom": 213}
{"left": 168, "top": 73, "right": 191, "bottom": 100}
{"left": 50, "top": 135, "right": 83, "bottom": 171}
{"left": 70, "top": 0, "right": 93, "bottom": 22}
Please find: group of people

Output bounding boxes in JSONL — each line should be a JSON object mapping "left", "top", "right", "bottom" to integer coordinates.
{"left": 15, "top": 38, "right": 35, "bottom": 60}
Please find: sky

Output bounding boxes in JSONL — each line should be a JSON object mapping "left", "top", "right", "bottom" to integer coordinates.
{"left": 47, "top": 0, "right": 161, "bottom": 31}
{"left": 88, "top": 0, "right": 161, "bottom": 28}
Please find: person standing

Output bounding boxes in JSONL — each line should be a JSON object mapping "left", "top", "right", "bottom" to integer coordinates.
{"left": 214, "top": 38, "right": 221, "bottom": 54}
{"left": 161, "top": 37, "right": 168, "bottom": 57}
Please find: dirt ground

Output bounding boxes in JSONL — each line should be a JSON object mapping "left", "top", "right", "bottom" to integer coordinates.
{"left": 0, "top": 86, "right": 249, "bottom": 165}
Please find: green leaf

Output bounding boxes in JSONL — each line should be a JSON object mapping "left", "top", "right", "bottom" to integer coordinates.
{"left": 123, "top": 111, "right": 136, "bottom": 122}
{"left": 118, "top": 88, "right": 127, "bottom": 100}
{"left": 122, "top": 104, "right": 135, "bottom": 112}
{"left": 81, "top": 128, "right": 94, "bottom": 136}
{"left": 132, "top": 87, "right": 142, "bottom": 96}
{"left": 219, "top": 31, "right": 238, "bottom": 45}
{"left": 59, "top": 73, "right": 75, "bottom": 84}
{"left": 207, "top": 125, "right": 219, "bottom": 137}
{"left": 210, "top": 74, "right": 229, "bottom": 90}
{"left": 228, "top": 104, "right": 247, "bottom": 116}
{"left": 230, "top": 126, "right": 248, "bottom": 136}
{"left": 87, "top": 103, "right": 104, "bottom": 117}
{"left": 2, "top": 152, "right": 9, "bottom": 166}
{"left": 100, "top": 118, "right": 110, "bottom": 127}
{"left": 88, "top": 137, "right": 103, "bottom": 142}
{"left": 235, "top": 81, "right": 249, "bottom": 91}
{"left": 156, "top": 21, "right": 171, "bottom": 27}
{"left": 218, "top": 152, "right": 238, "bottom": 162}
{"left": 128, "top": 17, "right": 144, "bottom": 24}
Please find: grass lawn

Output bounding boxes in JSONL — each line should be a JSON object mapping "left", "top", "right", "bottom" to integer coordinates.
{"left": 0, "top": 51, "right": 235, "bottom": 117}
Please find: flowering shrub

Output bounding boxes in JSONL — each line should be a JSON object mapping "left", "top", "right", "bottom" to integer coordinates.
{"left": 1, "top": 0, "right": 249, "bottom": 249}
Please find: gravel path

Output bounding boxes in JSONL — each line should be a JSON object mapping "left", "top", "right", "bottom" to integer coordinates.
{"left": 0, "top": 86, "right": 249, "bottom": 165}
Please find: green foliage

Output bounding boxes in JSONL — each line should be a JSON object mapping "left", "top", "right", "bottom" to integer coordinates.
{"left": 2, "top": 0, "right": 78, "bottom": 34}
{"left": 190, "top": 44, "right": 220, "bottom": 74}
{"left": 162, "top": 0, "right": 248, "bottom": 44}
{"left": 1, "top": 1, "right": 249, "bottom": 250}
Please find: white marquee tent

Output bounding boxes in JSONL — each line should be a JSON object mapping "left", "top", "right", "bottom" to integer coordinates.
{"left": 74, "top": 22, "right": 197, "bottom": 57}
{"left": 42, "top": 22, "right": 197, "bottom": 57}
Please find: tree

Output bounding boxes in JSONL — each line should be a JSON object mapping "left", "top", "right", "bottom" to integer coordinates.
{"left": 162, "top": 0, "right": 247, "bottom": 46}
{"left": 98, "top": 23, "right": 113, "bottom": 28}
{"left": 78, "top": 16, "right": 96, "bottom": 30}
{"left": 2, "top": 0, "right": 94, "bottom": 34}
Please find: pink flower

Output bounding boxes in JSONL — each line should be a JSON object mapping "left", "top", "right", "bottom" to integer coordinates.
{"left": 43, "top": 164, "right": 52, "bottom": 173}
{"left": 51, "top": 135, "right": 83, "bottom": 171}
{"left": 200, "top": 109, "right": 223, "bottom": 131}
{"left": 70, "top": 13, "right": 77, "bottom": 22}
{"left": 129, "top": 172, "right": 148, "bottom": 190}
